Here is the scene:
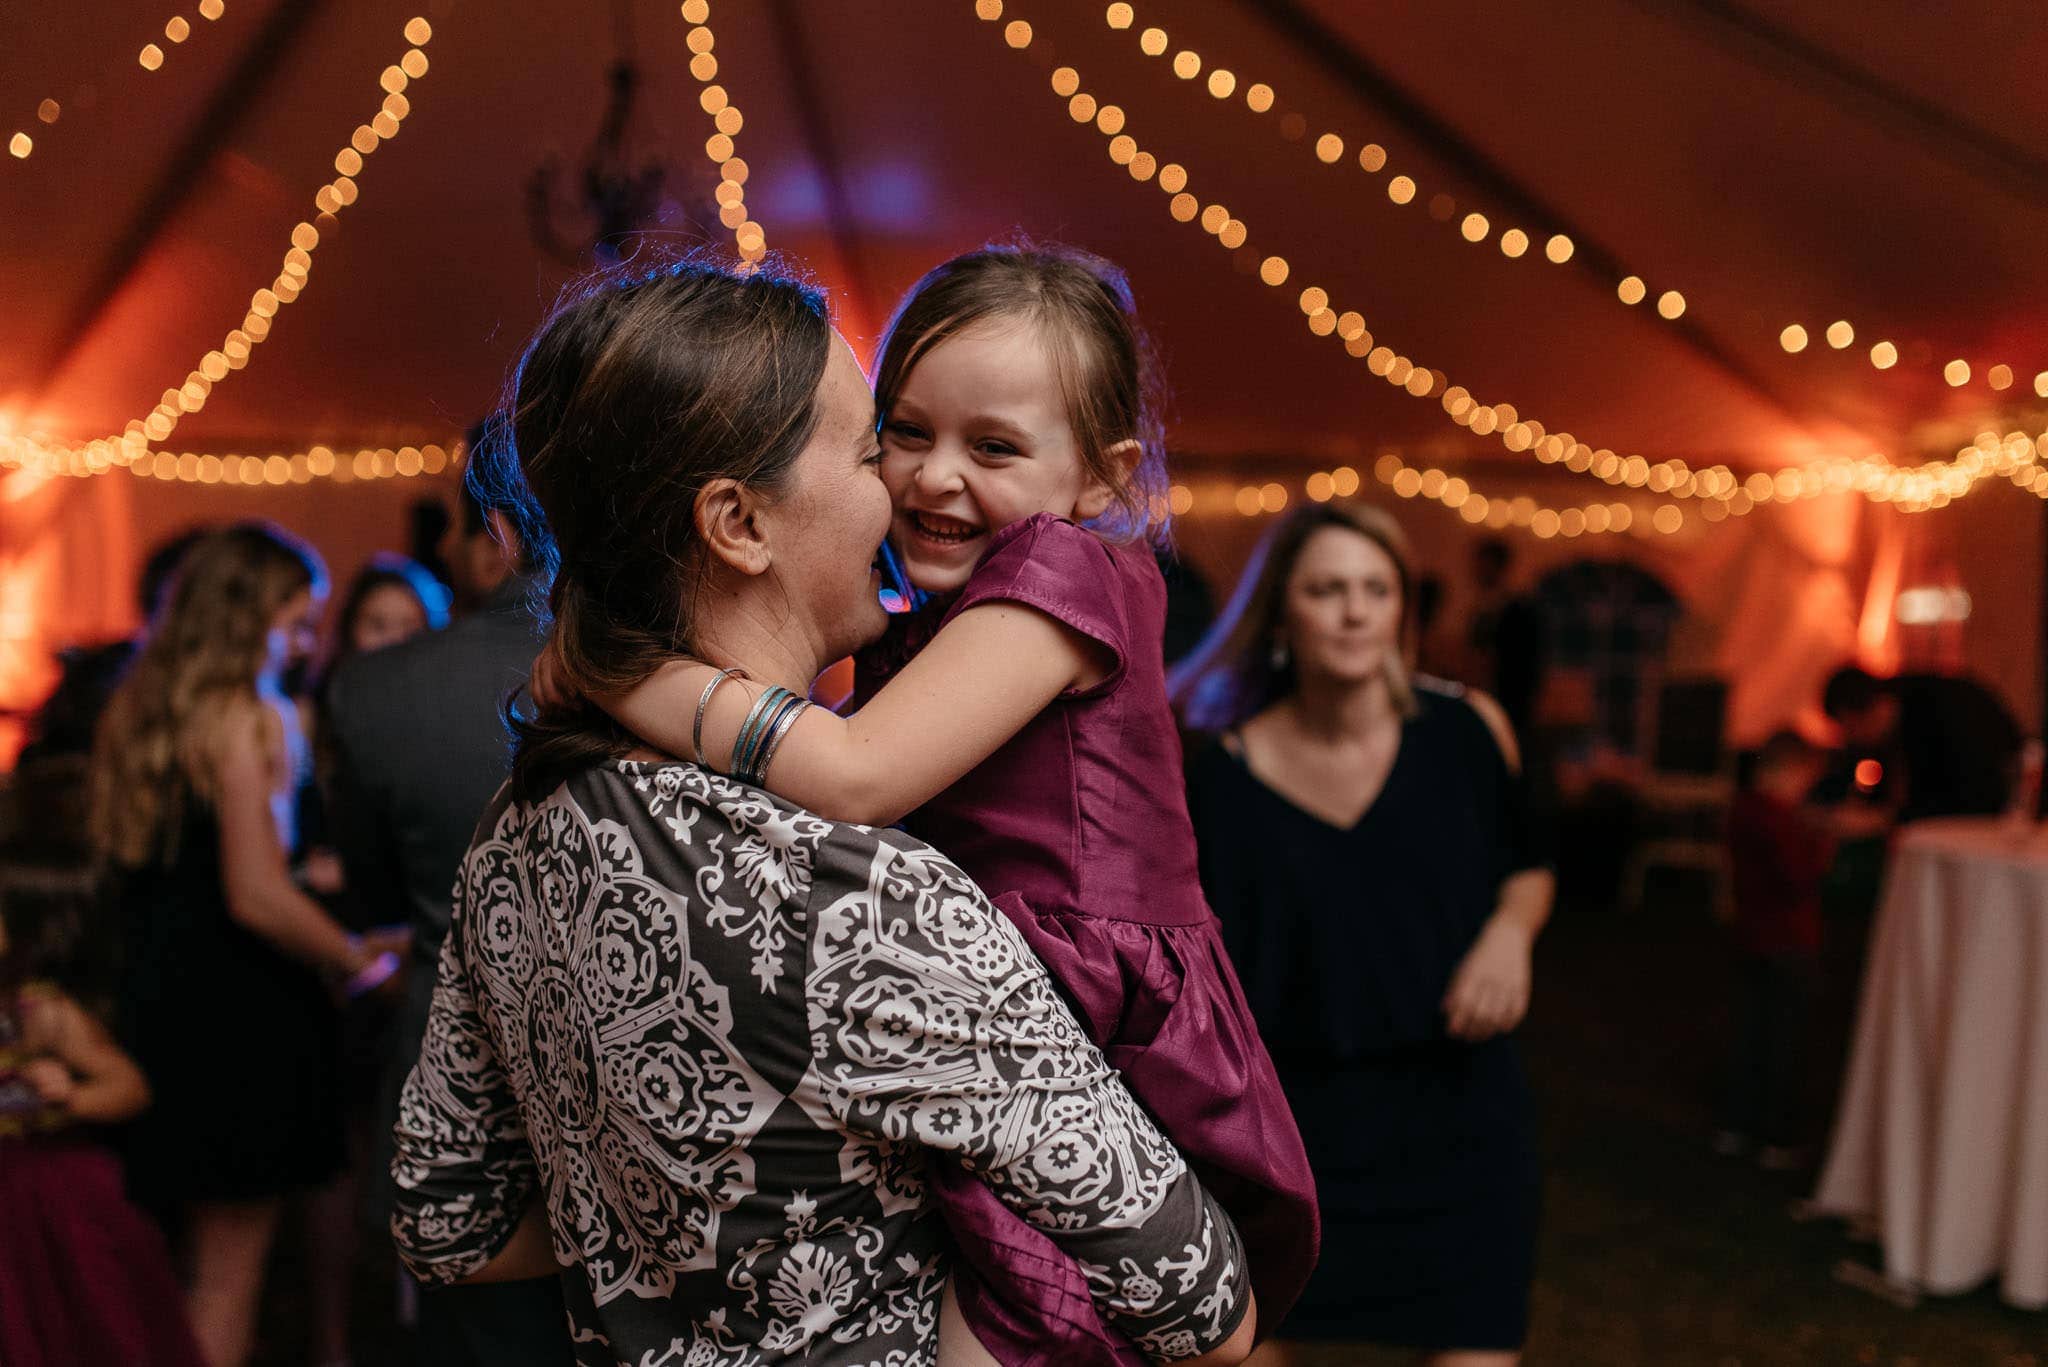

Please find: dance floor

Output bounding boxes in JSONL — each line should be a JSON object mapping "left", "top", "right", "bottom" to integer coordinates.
{"left": 252, "top": 884, "right": 2040, "bottom": 1367}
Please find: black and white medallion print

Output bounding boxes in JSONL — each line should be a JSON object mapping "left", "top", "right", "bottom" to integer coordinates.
{"left": 393, "top": 760, "right": 1248, "bottom": 1366}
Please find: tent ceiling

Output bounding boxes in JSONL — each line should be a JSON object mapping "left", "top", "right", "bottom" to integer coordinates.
{"left": 4, "top": 0, "right": 2044, "bottom": 471}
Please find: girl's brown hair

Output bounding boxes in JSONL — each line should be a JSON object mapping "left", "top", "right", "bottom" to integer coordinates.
{"left": 91, "top": 522, "right": 326, "bottom": 868}
{"left": 872, "top": 239, "right": 1169, "bottom": 542}
{"left": 501, "top": 252, "right": 833, "bottom": 801}
{"left": 1170, "top": 500, "right": 1419, "bottom": 731}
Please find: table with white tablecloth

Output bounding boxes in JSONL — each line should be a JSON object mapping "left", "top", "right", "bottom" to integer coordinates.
{"left": 1812, "top": 817, "right": 2048, "bottom": 1308}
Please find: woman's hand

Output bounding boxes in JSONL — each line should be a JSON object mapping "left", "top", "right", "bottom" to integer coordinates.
{"left": 1443, "top": 919, "right": 1533, "bottom": 1041}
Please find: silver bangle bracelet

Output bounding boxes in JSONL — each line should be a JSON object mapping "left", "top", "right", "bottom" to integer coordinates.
{"left": 692, "top": 666, "right": 748, "bottom": 765}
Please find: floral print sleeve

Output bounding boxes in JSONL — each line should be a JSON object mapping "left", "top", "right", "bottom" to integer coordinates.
{"left": 391, "top": 863, "right": 542, "bottom": 1284}
{"left": 801, "top": 824, "right": 1253, "bottom": 1361}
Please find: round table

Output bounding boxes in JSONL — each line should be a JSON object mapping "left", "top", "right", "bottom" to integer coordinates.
{"left": 1812, "top": 817, "right": 2048, "bottom": 1308}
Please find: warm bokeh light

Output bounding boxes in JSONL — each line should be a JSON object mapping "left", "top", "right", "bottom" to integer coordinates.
{"left": 1246, "top": 83, "right": 1274, "bottom": 113}
{"left": 1544, "top": 234, "right": 1573, "bottom": 263}
{"left": 1499, "top": 229, "right": 1528, "bottom": 258}
{"left": 1173, "top": 50, "right": 1201, "bottom": 79}
{"left": 139, "top": 43, "right": 165, "bottom": 70}
{"left": 1870, "top": 340, "right": 1898, "bottom": 369}
{"left": 1657, "top": 290, "right": 1685, "bottom": 319}
{"left": 1944, "top": 359, "right": 1970, "bottom": 386}
{"left": 1105, "top": 3, "right": 1134, "bottom": 28}
{"left": 1780, "top": 324, "right": 1807, "bottom": 352}
{"left": 1387, "top": 175, "right": 1415, "bottom": 204}
{"left": 37, "top": 100, "right": 60, "bottom": 124}
{"left": 1988, "top": 364, "right": 2013, "bottom": 390}
{"left": 1825, "top": 320, "right": 1853, "bottom": 348}
{"left": 1461, "top": 213, "right": 1489, "bottom": 242}
{"left": 1207, "top": 70, "right": 1236, "bottom": 99}
{"left": 1617, "top": 276, "right": 1646, "bottom": 305}
{"left": 8, "top": 133, "right": 30, "bottom": 159}
{"left": 1259, "top": 255, "right": 1289, "bottom": 286}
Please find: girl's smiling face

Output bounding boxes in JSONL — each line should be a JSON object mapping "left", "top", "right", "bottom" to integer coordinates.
{"left": 879, "top": 319, "right": 1116, "bottom": 595}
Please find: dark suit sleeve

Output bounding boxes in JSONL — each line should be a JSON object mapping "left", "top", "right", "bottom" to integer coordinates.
{"left": 324, "top": 661, "right": 410, "bottom": 930}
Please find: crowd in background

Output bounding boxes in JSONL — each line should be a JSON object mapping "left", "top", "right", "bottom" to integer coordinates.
{"left": 0, "top": 453, "right": 2027, "bottom": 1366}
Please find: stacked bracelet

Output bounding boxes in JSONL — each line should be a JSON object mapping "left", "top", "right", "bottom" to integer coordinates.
{"left": 692, "top": 666, "right": 748, "bottom": 765}
{"left": 730, "top": 685, "right": 810, "bottom": 786}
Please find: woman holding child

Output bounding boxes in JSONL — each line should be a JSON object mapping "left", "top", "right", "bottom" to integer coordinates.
{"left": 392, "top": 247, "right": 1313, "bottom": 1365}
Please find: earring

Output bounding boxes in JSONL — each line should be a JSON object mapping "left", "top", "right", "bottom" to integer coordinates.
{"left": 1270, "top": 640, "right": 1290, "bottom": 671}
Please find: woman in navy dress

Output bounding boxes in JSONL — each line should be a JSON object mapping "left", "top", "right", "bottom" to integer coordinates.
{"left": 1175, "top": 502, "right": 1553, "bottom": 1366}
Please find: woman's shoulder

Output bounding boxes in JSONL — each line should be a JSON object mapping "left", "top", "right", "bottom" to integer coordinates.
{"left": 1412, "top": 676, "right": 1519, "bottom": 771}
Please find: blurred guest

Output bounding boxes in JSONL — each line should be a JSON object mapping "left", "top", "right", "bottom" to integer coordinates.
{"left": 1465, "top": 537, "right": 1546, "bottom": 740}
{"left": 0, "top": 889, "right": 205, "bottom": 1367}
{"left": 405, "top": 495, "right": 456, "bottom": 597}
{"left": 322, "top": 434, "right": 567, "bottom": 1363}
{"left": 295, "top": 552, "right": 446, "bottom": 1367}
{"left": 1715, "top": 732, "right": 1834, "bottom": 1169}
{"left": 1821, "top": 664, "right": 2020, "bottom": 823}
{"left": 327, "top": 553, "right": 449, "bottom": 667}
{"left": 1176, "top": 502, "right": 1552, "bottom": 1366}
{"left": 90, "top": 523, "right": 404, "bottom": 1367}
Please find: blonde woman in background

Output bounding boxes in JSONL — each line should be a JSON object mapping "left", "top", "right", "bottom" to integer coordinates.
{"left": 1175, "top": 503, "right": 1553, "bottom": 1367}
{"left": 92, "top": 522, "right": 405, "bottom": 1367}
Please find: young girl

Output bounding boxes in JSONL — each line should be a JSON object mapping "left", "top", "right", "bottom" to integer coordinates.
{"left": 0, "top": 907, "right": 205, "bottom": 1366}
{"left": 602, "top": 243, "right": 1317, "bottom": 1363}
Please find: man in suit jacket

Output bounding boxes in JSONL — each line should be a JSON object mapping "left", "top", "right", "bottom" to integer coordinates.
{"left": 325, "top": 438, "right": 569, "bottom": 1359}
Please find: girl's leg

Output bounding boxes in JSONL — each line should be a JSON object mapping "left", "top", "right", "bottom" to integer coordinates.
{"left": 1425, "top": 1352, "right": 1519, "bottom": 1367}
{"left": 1245, "top": 1340, "right": 1300, "bottom": 1367}
{"left": 186, "top": 1199, "right": 283, "bottom": 1367}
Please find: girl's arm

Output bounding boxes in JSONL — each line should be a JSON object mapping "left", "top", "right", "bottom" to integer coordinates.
{"left": 213, "top": 702, "right": 380, "bottom": 977}
{"left": 21, "top": 990, "right": 152, "bottom": 1124}
{"left": 608, "top": 602, "right": 1110, "bottom": 826}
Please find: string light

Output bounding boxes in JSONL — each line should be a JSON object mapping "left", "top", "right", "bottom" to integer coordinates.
{"left": 0, "top": 433, "right": 460, "bottom": 486}
{"left": 9, "top": 4, "right": 228, "bottom": 166}
{"left": 1098, "top": 4, "right": 2037, "bottom": 384}
{"left": 3, "top": 17, "right": 432, "bottom": 476}
{"left": 997, "top": 4, "right": 2038, "bottom": 520}
{"left": 109, "top": 18, "right": 434, "bottom": 452}
{"left": 685, "top": 0, "right": 767, "bottom": 262}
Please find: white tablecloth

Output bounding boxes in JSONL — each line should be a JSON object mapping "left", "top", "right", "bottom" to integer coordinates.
{"left": 1813, "top": 817, "right": 2048, "bottom": 1308}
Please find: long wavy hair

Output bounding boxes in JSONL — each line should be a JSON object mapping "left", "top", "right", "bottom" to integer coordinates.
{"left": 1170, "top": 500, "right": 1418, "bottom": 732}
{"left": 501, "top": 252, "right": 833, "bottom": 802}
{"left": 91, "top": 522, "right": 326, "bottom": 868}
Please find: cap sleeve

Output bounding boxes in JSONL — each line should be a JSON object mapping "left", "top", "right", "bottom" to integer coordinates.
{"left": 949, "top": 513, "right": 1132, "bottom": 695}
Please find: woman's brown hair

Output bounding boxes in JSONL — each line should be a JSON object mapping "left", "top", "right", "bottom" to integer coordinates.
{"left": 91, "top": 522, "right": 326, "bottom": 868}
{"left": 501, "top": 252, "right": 833, "bottom": 801}
{"left": 1170, "top": 500, "right": 1419, "bottom": 731}
{"left": 872, "top": 239, "right": 1170, "bottom": 543}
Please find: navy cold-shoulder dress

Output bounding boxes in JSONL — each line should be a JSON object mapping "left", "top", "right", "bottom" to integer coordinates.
{"left": 1185, "top": 678, "right": 1545, "bottom": 1350}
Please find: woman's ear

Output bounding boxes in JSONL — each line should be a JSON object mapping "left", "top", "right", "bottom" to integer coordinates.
{"left": 1074, "top": 439, "right": 1143, "bottom": 522}
{"left": 694, "top": 478, "right": 773, "bottom": 577}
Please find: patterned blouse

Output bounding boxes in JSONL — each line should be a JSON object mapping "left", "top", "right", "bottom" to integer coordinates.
{"left": 392, "top": 761, "right": 1249, "bottom": 1366}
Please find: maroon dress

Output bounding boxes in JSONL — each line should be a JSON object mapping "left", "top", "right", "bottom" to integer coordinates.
{"left": 0, "top": 984, "right": 204, "bottom": 1367}
{"left": 857, "top": 513, "right": 1318, "bottom": 1365}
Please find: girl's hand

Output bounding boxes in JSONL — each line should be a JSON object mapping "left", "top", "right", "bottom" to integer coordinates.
{"left": 1443, "top": 920, "right": 1533, "bottom": 1041}
{"left": 22, "top": 1058, "right": 76, "bottom": 1112}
